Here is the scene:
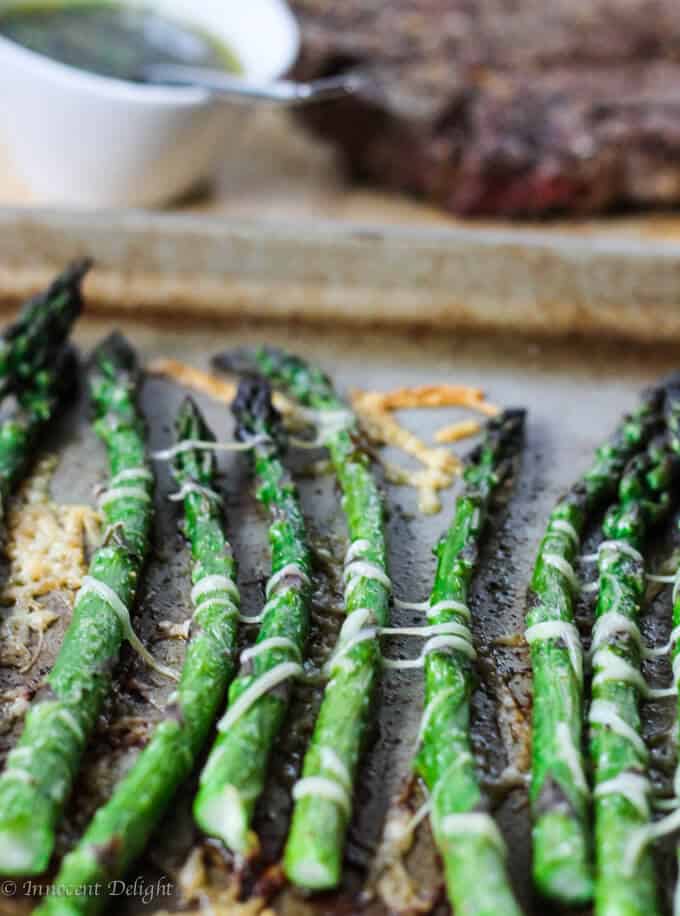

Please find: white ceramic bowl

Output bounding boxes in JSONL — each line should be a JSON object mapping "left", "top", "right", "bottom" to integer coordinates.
{"left": 0, "top": 0, "right": 300, "bottom": 207}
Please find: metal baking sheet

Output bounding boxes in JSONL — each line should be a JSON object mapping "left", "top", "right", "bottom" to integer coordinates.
{"left": 3, "top": 207, "right": 680, "bottom": 342}
{"left": 0, "top": 313, "right": 677, "bottom": 915}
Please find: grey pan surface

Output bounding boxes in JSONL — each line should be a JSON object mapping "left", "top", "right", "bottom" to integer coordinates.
{"left": 0, "top": 315, "right": 678, "bottom": 915}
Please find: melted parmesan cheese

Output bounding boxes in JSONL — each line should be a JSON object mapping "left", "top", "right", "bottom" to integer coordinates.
{"left": 435, "top": 419, "right": 483, "bottom": 444}
{"left": 174, "top": 847, "right": 275, "bottom": 916}
{"left": 149, "top": 359, "right": 495, "bottom": 518}
{"left": 352, "top": 399, "right": 461, "bottom": 515}
{"left": 356, "top": 385, "right": 499, "bottom": 415}
{"left": 0, "top": 456, "right": 101, "bottom": 673}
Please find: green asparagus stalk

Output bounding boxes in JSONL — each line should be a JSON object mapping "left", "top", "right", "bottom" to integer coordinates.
{"left": 213, "top": 347, "right": 390, "bottom": 890}
{"left": 0, "top": 347, "right": 77, "bottom": 523}
{"left": 666, "top": 383, "right": 680, "bottom": 911}
{"left": 194, "top": 375, "right": 312, "bottom": 856}
{"left": 589, "top": 434, "right": 678, "bottom": 916}
{"left": 0, "top": 333, "right": 158, "bottom": 876}
{"left": 0, "top": 259, "right": 91, "bottom": 398}
{"left": 413, "top": 410, "right": 525, "bottom": 916}
{"left": 527, "top": 385, "right": 664, "bottom": 903}
{"left": 35, "top": 397, "right": 241, "bottom": 916}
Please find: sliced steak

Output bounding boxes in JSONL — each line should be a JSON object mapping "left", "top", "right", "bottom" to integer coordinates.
{"left": 289, "top": 0, "right": 680, "bottom": 216}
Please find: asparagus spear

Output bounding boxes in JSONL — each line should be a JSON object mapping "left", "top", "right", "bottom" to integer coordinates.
{"left": 413, "top": 409, "right": 525, "bottom": 916}
{"left": 213, "top": 347, "right": 390, "bottom": 890}
{"left": 194, "top": 375, "right": 313, "bottom": 856}
{"left": 0, "top": 347, "right": 78, "bottom": 523}
{"left": 527, "top": 385, "right": 664, "bottom": 903}
{"left": 0, "top": 333, "right": 158, "bottom": 876}
{"left": 589, "top": 434, "right": 678, "bottom": 916}
{"left": 0, "top": 259, "right": 91, "bottom": 398}
{"left": 35, "top": 397, "right": 241, "bottom": 916}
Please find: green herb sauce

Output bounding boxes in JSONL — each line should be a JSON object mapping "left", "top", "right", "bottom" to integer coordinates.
{"left": 0, "top": 2, "right": 240, "bottom": 82}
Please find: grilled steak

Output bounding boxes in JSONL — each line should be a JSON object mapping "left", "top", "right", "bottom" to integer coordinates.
{"left": 289, "top": 0, "right": 680, "bottom": 216}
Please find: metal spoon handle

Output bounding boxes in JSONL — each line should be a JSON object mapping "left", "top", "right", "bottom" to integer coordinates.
{"left": 142, "top": 65, "right": 365, "bottom": 105}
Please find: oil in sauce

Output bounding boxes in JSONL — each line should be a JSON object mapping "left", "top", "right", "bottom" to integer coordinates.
{"left": 0, "top": 2, "right": 240, "bottom": 82}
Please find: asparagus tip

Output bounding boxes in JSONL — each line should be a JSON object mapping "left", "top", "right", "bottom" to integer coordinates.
{"left": 232, "top": 375, "right": 280, "bottom": 442}
{"left": 497, "top": 406, "right": 527, "bottom": 431}
{"left": 212, "top": 347, "right": 260, "bottom": 376}
{"left": 36, "top": 257, "right": 93, "bottom": 319}
{"left": 89, "top": 331, "right": 137, "bottom": 374}
{"left": 61, "top": 256, "right": 94, "bottom": 287}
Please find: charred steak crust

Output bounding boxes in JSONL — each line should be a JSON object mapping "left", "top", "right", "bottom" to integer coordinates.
{"left": 289, "top": 0, "right": 680, "bottom": 217}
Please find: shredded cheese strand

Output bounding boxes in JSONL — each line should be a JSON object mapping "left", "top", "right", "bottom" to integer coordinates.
{"left": 326, "top": 628, "right": 378, "bottom": 675}
{"left": 392, "top": 597, "right": 471, "bottom": 619}
{"left": 378, "top": 622, "right": 473, "bottom": 642}
{"left": 416, "top": 687, "right": 457, "bottom": 746}
{"left": 345, "top": 539, "right": 373, "bottom": 565}
{"left": 383, "top": 635, "right": 475, "bottom": 670}
{"left": 265, "top": 563, "right": 310, "bottom": 599}
{"left": 292, "top": 777, "right": 351, "bottom": 816}
{"left": 543, "top": 553, "right": 580, "bottom": 592}
{"left": 583, "top": 540, "right": 645, "bottom": 565}
{"left": 589, "top": 700, "right": 649, "bottom": 759}
{"left": 110, "top": 467, "right": 153, "bottom": 486}
{"left": 191, "top": 596, "right": 238, "bottom": 621}
{"left": 648, "top": 567, "right": 680, "bottom": 604}
{"left": 217, "top": 662, "right": 302, "bottom": 733}
{"left": 427, "top": 599, "right": 472, "bottom": 620}
{"left": 392, "top": 597, "right": 430, "bottom": 612}
{"left": 590, "top": 612, "right": 643, "bottom": 657}
{"left": 338, "top": 607, "right": 377, "bottom": 642}
{"left": 556, "top": 722, "right": 589, "bottom": 795}
{"left": 594, "top": 773, "right": 651, "bottom": 818}
{"left": 238, "top": 609, "right": 267, "bottom": 625}
{"left": 191, "top": 575, "right": 240, "bottom": 606}
{"left": 624, "top": 807, "right": 680, "bottom": 876}
{"left": 593, "top": 648, "right": 676, "bottom": 699}
{"left": 168, "top": 481, "right": 220, "bottom": 503}
{"left": 319, "top": 746, "right": 352, "bottom": 790}
{"left": 98, "top": 486, "right": 151, "bottom": 509}
{"left": 343, "top": 560, "right": 392, "bottom": 597}
{"left": 240, "top": 637, "right": 301, "bottom": 664}
{"left": 152, "top": 435, "right": 269, "bottom": 461}
{"left": 79, "top": 576, "right": 178, "bottom": 681}
{"left": 437, "top": 812, "right": 506, "bottom": 854}
{"left": 525, "top": 621, "right": 582, "bottom": 683}
{"left": 549, "top": 519, "right": 580, "bottom": 546}
{"left": 592, "top": 648, "right": 648, "bottom": 693}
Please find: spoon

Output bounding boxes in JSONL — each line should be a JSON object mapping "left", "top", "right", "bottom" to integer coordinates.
{"left": 142, "top": 64, "right": 366, "bottom": 105}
